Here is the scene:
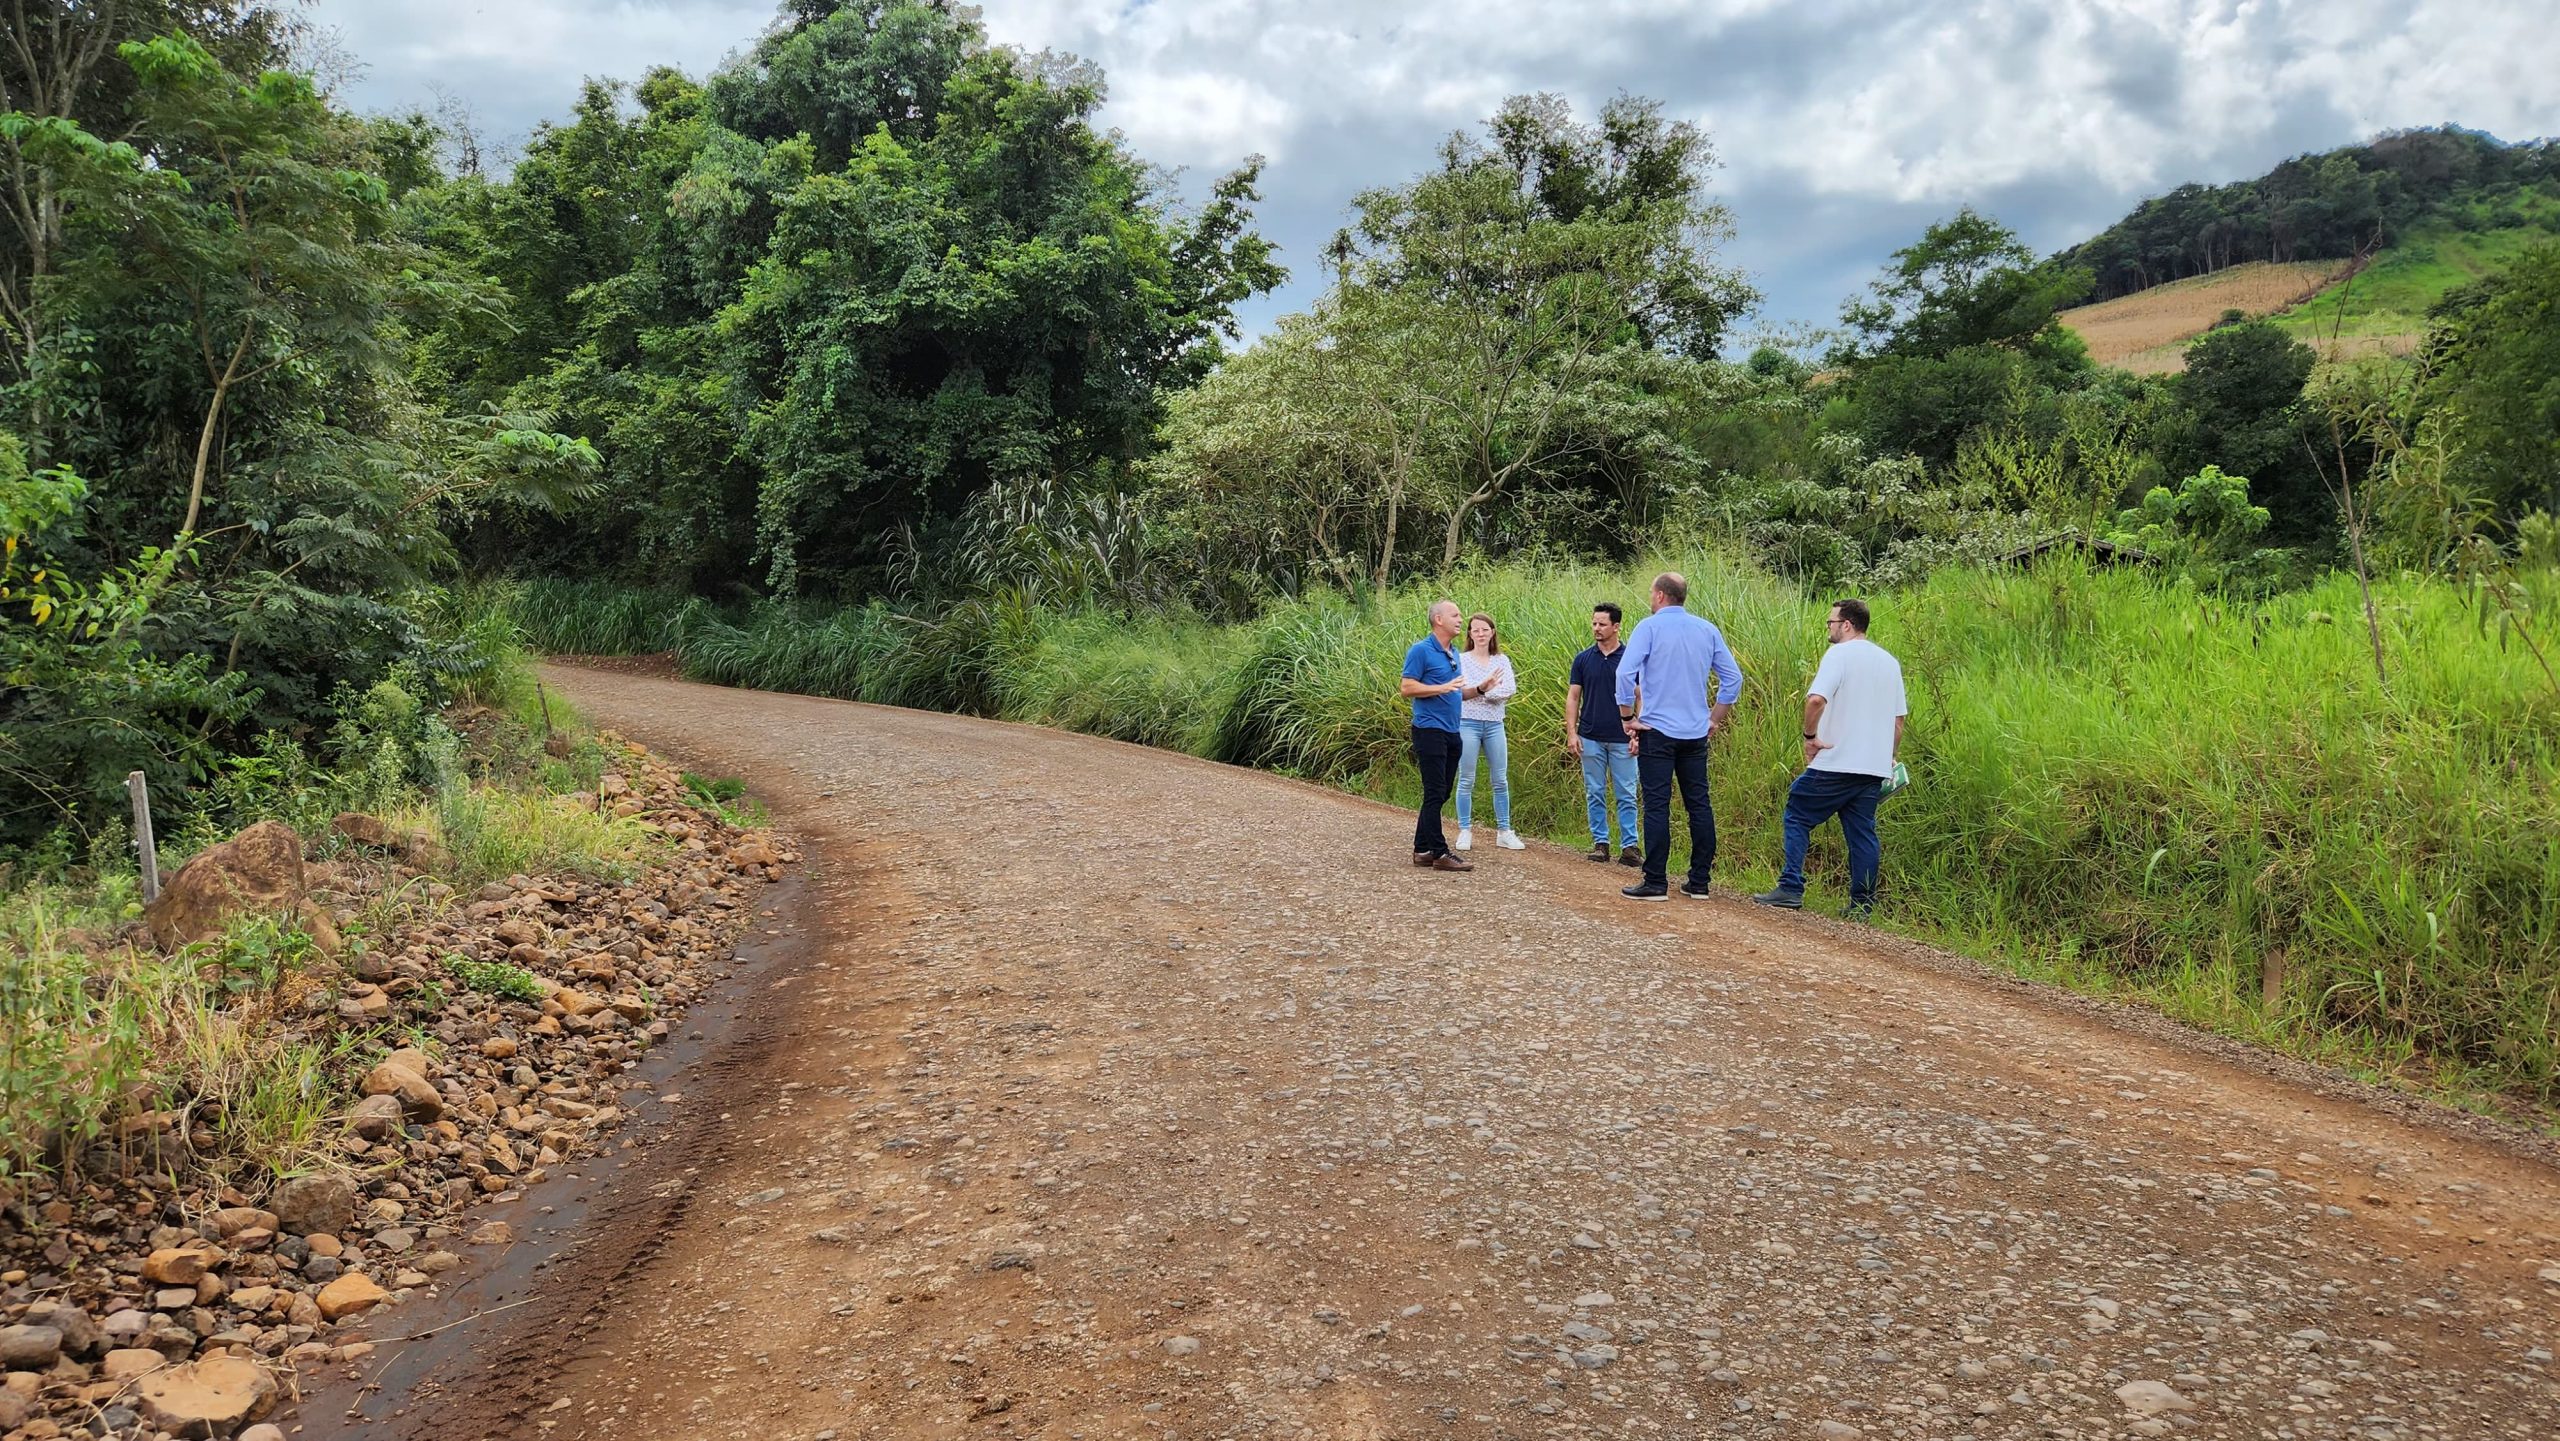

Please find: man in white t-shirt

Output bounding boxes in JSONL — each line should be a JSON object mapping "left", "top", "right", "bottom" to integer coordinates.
{"left": 1753, "top": 598, "right": 1907, "bottom": 918}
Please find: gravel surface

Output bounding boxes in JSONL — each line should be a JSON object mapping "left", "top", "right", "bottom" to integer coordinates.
{"left": 411, "top": 665, "right": 2559, "bottom": 1441}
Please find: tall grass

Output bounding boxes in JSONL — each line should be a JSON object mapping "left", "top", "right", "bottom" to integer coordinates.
{"left": 505, "top": 576, "right": 724, "bottom": 656}
{"left": 505, "top": 558, "right": 2560, "bottom": 1109}
{"left": 0, "top": 876, "right": 342, "bottom": 1186}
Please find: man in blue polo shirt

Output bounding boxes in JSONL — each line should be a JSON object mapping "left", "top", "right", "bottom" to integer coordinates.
{"left": 1399, "top": 598, "right": 1475, "bottom": 871}
{"left": 1613, "top": 571, "right": 1744, "bottom": 901}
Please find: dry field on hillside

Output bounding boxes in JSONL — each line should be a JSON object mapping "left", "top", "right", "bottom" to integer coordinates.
{"left": 2061, "top": 260, "right": 2346, "bottom": 372}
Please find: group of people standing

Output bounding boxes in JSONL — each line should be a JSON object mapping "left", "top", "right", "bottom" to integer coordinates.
{"left": 1399, "top": 572, "right": 1907, "bottom": 914}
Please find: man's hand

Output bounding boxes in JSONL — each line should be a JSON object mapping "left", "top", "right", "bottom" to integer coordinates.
{"left": 1564, "top": 730, "right": 1580, "bottom": 757}
{"left": 1802, "top": 736, "right": 1834, "bottom": 763}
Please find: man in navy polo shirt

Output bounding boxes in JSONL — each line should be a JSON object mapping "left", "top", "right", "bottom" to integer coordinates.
{"left": 1399, "top": 599, "right": 1475, "bottom": 871}
{"left": 1566, "top": 601, "right": 1641, "bottom": 866}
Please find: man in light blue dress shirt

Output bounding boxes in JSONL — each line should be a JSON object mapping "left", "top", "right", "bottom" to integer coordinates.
{"left": 1612, "top": 571, "right": 1745, "bottom": 901}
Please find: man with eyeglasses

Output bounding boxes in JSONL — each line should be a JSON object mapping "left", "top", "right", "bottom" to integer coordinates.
{"left": 1753, "top": 597, "right": 1907, "bottom": 918}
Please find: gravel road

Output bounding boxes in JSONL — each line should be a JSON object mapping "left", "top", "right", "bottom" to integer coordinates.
{"left": 408, "top": 665, "right": 2559, "bottom": 1441}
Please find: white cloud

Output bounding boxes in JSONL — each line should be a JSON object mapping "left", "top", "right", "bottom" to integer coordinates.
{"left": 303, "top": 0, "right": 2560, "bottom": 330}
{"left": 1104, "top": 69, "right": 1295, "bottom": 165}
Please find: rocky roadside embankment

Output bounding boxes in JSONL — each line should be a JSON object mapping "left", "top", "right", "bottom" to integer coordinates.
{"left": 0, "top": 736, "right": 791, "bottom": 1441}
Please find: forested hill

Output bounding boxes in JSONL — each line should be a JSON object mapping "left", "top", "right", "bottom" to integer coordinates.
{"left": 2061, "top": 126, "right": 2560, "bottom": 301}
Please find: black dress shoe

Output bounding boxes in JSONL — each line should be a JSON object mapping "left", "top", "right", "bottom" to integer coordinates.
{"left": 1621, "top": 881, "right": 1668, "bottom": 902}
{"left": 1680, "top": 880, "right": 1712, "bottom": 900}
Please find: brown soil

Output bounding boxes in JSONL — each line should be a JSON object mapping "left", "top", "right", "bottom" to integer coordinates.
{"left": 2059, "top": 261, "right": 2345, "bottom": 372}
{"left": 317, "top": 665, "right": 2560, "bottom": 1441}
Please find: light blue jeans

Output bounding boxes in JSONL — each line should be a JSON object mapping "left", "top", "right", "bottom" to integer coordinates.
{"left": 1580, "top": 738, "right": 1639, "bottom": 846}
{"left": 1455, "top": 717, "right": 1511, "bottom": 830}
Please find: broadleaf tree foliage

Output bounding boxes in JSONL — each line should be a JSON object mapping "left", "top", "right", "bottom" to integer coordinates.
{"left": 425, "top": 0, "right": 1284, "bottom": 596}
{"left": 1149, "top": 92, "right": 1759, "bottom": 593}
{"left": 0, "top": 2, "right": 595, "bottom": 846}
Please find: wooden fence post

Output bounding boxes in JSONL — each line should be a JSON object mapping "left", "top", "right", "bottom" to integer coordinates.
{"left": 126, "top": 770, "right": 161, "bottom": 905}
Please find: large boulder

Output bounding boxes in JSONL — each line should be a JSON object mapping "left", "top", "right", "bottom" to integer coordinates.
{"left": 136, "top": 1353, "right": 279, "bottom": 1438}
{"left": 145, "top": 822, "right": 305, "bottom": 951}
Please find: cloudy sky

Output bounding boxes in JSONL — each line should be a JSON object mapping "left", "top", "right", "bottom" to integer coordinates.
{"left": 302, "top": 0, "right": 2557, "bottom": 347}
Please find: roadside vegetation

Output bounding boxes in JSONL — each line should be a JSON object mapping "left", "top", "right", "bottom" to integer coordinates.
{"left": 511, "top": 550, "right": 2560, "bottom": 1118}
{"left": 0, "top": 628, "right": 653, "bottom": 1186}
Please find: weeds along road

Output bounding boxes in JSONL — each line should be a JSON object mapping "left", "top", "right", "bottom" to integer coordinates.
{"left": 391, "top": 663, "right": 2560, "bottom": 1441}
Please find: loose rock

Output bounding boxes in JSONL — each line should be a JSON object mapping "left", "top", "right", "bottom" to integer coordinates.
{"left": 137, "top": 1353, "right": 279, "bottom": 1438}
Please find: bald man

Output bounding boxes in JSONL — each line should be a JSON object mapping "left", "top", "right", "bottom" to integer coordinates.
{"left": 1614, "top": 570, "right": 1744, "bottom": 900}
{"left": 1398, "top": 599, "right": 1475, "bottom": 871}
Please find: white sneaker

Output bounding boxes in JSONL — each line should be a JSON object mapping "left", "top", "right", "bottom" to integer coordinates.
{"left": 1496, "top": 830, "right": 1525, "bottom": 850}
{"left": 1454, "top": 828, "right": 1473, "bottom": 851}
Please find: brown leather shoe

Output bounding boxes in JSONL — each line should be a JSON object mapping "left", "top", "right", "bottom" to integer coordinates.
{"left": 1430, "top": 854, "right": 1475, "bottom": 872}
{"left": 1618, "top": 846, "right": 1643, "bottom": 868}
{"left": 1413, "top": 851, "right": 1437, "bottom": 867}
{"left": 1588, "top": 842, "right": 1611, "bottom": 862}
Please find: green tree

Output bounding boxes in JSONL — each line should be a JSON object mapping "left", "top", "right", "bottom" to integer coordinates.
{"left": 2108, "top": 464, "right": 2281, "bottom": 590}
{"left": 2418, "top": 242, "right": 2560, "bottom": 522}
{"left": 420, "top": 1, "right": 1281, "bottom": 596}
{"left": 1333, "top": 92, "right": 1751, "bottom": 567}
{"left": 1829, "top": 210, "right": 2094, "bottom": 468}
{"left": 57, "top": 35, "right": 445, "bottom": 541}
{"left": 1835, "top": 207, "right": 2092, "bottom": 364}
{"left": 1, "top": 28, "right": 596, "bottom": 833}
{"left": 1149, "top": 298, "right": 1466, "bottom": 601}
{"left": 2153, "top": 319, "right": 2323, "bottom": 545}
{"left": 0, "top": 1, "right": 291, "bottom": 465}
{"left": 1, "top": 433, "right": 252, "bottom": 845}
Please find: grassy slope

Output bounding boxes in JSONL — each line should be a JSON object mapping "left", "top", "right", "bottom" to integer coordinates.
{"left": 2067, "top": 193, "right": 2560, "bottom": 373}
{"left": 2275, "top": 198, "right": 2560, "bottom": 356}
{"left": 510, "top": 562, "right": 2560, "bottom": 1120}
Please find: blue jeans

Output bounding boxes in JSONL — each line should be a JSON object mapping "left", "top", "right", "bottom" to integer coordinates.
{"left": 1579, "top": 739, "right": 1638, "bottom": 846}
{"left": 1455, "top": 718, "right": 1510, "bottom": 829}
{"left": 1773, "top": 769, "right": 1885, "bottom": 906}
